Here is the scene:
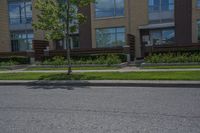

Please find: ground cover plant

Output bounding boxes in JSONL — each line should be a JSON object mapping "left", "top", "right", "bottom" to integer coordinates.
{"left": 145, "top": 52, "right": 200, "bottom": 63}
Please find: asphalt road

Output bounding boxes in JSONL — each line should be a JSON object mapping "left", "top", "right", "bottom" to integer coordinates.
{"left": 0, "top": 85, "right": 200, "bottom": 133}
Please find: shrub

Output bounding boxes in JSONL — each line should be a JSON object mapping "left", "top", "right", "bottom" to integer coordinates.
{"left": 0, "top": 61, "right": 18, "bottom": 66}
{"left": 105, "top": 54, "right": 121, "bottom": 66}
{"left": 42, "top": 56, "right": 66, "bottom": 66}
{"left": 0, "top": 56, "right": 29, "bottom": 65}
{"left": 145, "top": 52, "right": 200, "bottom": 63}
{"left": 42, "top": 54, "right": 125, "bottom": 65}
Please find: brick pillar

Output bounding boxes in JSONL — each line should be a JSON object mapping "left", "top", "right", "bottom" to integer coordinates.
{"left": 33, "top": 40, "right": 49, "bottom": 61}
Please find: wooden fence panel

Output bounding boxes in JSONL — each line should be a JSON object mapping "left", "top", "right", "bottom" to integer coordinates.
{"left": 145, "top": 43, "right": 200, "bottom": 54}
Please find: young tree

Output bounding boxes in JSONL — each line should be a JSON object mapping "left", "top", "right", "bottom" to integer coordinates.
{"left": 33, "top": 0, "right": 95, "bottom": 75}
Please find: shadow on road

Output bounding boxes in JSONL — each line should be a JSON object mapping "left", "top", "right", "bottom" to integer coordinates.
{"left": 27, "top": 85, "right": 77, "bottom": 90}
{"left": 38, "top": 73, "right": 99, "bottom": 80}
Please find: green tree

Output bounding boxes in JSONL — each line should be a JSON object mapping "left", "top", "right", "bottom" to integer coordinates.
{"left": 33, "top": 0, "right": 95, "bottom": 74}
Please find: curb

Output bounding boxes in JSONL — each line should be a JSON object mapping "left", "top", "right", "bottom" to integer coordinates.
{"left": 0, "top": 80, "right": 200, "bottom": 88}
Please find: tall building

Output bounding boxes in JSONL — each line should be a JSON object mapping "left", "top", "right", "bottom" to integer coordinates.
{"left": 0, "top": 0, "right": 200, "bottom": 58}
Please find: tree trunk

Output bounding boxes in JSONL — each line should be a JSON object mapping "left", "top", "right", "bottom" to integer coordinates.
{"left": 66, "top": 35, "right": 71, "bottom": 75}
{"left": 66, "top": 0, "right": 72, "bottom": 75}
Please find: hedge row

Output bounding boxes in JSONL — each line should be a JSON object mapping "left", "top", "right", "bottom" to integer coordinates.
{"left": 145, "top": 52, "right": 200, "bottom": 63}
{"left": 0, "top": 56, "right": 30, "bottom": 66}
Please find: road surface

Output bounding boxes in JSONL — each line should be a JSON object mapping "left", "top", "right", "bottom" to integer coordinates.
{"left": 0, "top": 85, "right": 199, "bottom": 133}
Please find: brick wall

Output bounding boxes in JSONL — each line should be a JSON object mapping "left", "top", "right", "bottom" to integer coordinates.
{"left": 0, "top": 0, "right": 11, "bottom": 52}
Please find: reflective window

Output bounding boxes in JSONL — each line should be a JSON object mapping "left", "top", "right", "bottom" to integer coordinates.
{"left": 198, "top": 0, "right": 200, "bottom": 8}
{"left": 54, "top": 35, "right": 80, "bottom": 50}
{"left": 8, "top": 1, "right": 32, "bottom": 25}
{"left": 11, "top": 31, "right": 33, "bottom": 51}
{"left": 162, "top": 29, "right": 175, "bottom": 44}
{"left": 148, "top": 0, "right": 174, "bottom": 23}
{"left": 96, "top": 27, "right": 125, "bottom": 48}
{"left": 95, "top": 0, "right": 124, "bottom": 18}
{"left": 150, "top": 29, "right": 175, "bottom": 45}
{"left": 198, "top": 20, "right": 200, "bottom": 42}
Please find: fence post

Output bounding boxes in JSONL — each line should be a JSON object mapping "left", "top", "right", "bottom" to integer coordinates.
{"left": 123, "top": 45, "right": 131, "bottom": 63}
{"left": 33, "top": 40, "right": 49, "bottom": 61}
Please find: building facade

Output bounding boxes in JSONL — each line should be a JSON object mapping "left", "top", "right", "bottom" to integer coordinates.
{"left": 0, "top": 0, "right": 200, "bottom": 58}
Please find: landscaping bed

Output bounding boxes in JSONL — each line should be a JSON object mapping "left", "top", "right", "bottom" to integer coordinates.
{"left": 145, "top": 52, "right": 200, "bottom": 63}
{"left": 142, "top": 52, "right": 200, "bottom": 69}
{"left": 142, "top": 65, "right": 200, "bottom": 69}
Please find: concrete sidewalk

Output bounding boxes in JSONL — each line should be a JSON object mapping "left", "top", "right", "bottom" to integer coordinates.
{"left": 0, "top": 68, "right": 200, "bottom": 73}
{"left": 0, "top": 80, "right": 199, "bottom": 88}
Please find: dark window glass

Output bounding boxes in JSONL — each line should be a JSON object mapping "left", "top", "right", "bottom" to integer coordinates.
{"left": 96, "top": 27, "right": 125, "bottom": 48}
{"left": 95, "top": 0, "right": 124, "bottom": 18}
{"left": 149, "top": 0, "right": 160, "bottom": 13}
{"left": 54, "top": 35, "right": 80, "bottom": 50}
{"left": 11, "top": 31, "right": 33, "bottom": 51}
{"left": 198, "top": 0, "right": 200, "bottom": 8}
{"left": 9, "top": 1, "right": 32, "bottom": 25}
{"left": 71, "top": 35, "right": 80, "bottom": 48}
{"left": 150, "top": 28, "right": 175, "bottom": 45}
{"left": 148, "top": 0, "right": 174, "bottom": 23}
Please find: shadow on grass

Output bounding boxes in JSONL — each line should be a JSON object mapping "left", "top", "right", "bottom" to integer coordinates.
{"left": 38, "top": 73, "right": 101, "bottom": 80}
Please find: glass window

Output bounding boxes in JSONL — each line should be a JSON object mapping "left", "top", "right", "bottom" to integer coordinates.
{"left": 198, "top": 0, "right": 200, "bottom": 8}
{"left": 162, "top": 29, "right": 175, "bottom": 43}
{"left": 11, "top": 31, "right": 33, "bottom": 51}
{"left": 198, "top": 20, "right": 200, "bottom": 42}
{"left": 150, "top": 28, "right": 175, "bottom": 45}
{"left": 8, "top": 1, "right": 32, "bottom": 25}
{"left": 148, "top": 0, "right": 174, "bottom": 23}
{"left": 150, "top": 31, "right": 162, "bottom": 45}
{"left": 71, "top": 35, "right": 80, "bottom": 48}
{"left": 96, "top": 27, "right": 125, "bottom": 48}
{"left": 54, "top": 35, "right": 80, "bottom": 50}
{"left": 95, "top": 0, "right": 124, "bottom": 18}
{"left": 148, "top": 0, "right": 160, "bottom": 13}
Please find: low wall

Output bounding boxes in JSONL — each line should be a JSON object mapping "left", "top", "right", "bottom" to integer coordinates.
{"left": 0, "top": 51, "right": 29, "bottom": 57}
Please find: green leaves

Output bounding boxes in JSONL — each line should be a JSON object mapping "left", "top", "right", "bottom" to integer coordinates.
{"left": 33, "top": 0, "right": 95, "bottom": 41}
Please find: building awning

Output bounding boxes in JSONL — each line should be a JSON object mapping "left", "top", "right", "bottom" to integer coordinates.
{"left": 138, "top": 22, "right": 175, "bottom": 30}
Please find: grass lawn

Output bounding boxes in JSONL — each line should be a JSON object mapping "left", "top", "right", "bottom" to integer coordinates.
{"left": 26, "top": 66, "right": 120, "bottom": 71}
{"left": 143, "top": 65, "right": 200, "bottom": 69}
{"left": 0, "top": 71, "right": 199, "bottom": 80}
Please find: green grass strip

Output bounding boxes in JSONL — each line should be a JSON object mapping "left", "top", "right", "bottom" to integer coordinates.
{"left": 143, "top": 65, "right": 200, "bottom": 69}
{"left": 0, "top": 71, "right": 199, "bottom": 80}
{"left": 26, "top": 66, "right": 120, "bottom": 71}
